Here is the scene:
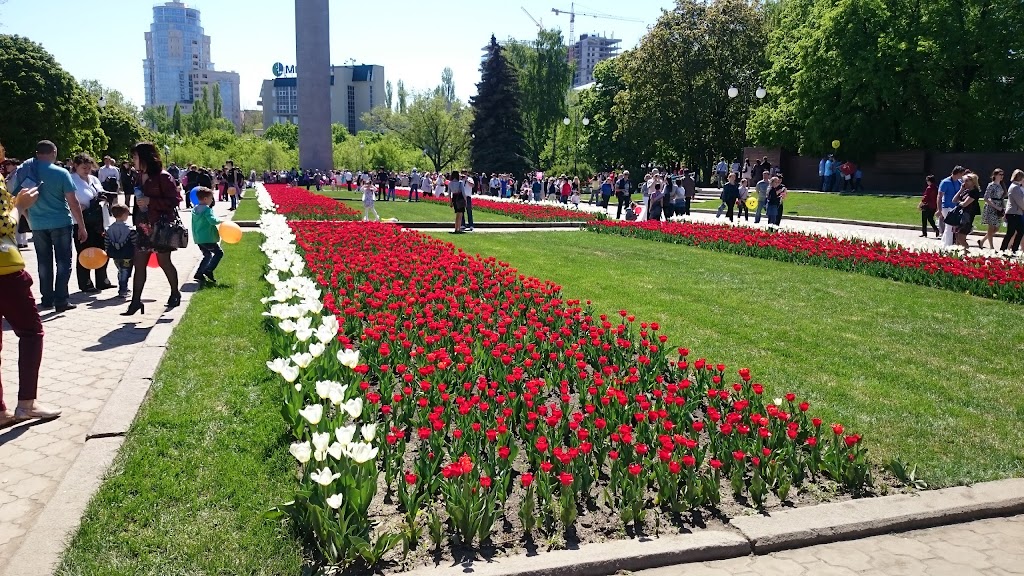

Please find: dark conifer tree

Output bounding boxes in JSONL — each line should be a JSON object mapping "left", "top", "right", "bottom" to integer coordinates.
{"left": 470, "top": 35, "right": 529, "bottom": 177}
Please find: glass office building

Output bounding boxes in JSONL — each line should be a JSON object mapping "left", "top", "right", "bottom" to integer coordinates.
{"left": 144, "top": 1, "right": 241, "bottom": 129}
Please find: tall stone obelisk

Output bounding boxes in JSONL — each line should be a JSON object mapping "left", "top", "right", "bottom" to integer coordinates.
{"left": 295, "top": 0, "right": 332, "bottom": 170}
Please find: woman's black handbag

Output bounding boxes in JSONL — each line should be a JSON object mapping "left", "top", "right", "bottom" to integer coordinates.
{"left": 945, "top": 206, "right": 964, "bottom": 227}
{"left": 150, "top": 213, "right": 189, "bottom": 249}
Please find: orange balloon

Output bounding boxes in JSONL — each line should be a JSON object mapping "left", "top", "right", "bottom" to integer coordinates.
{"left": 228, "top": 187, "right": 237, "bottom": 196}
{"left": 78, "top": 248, "right": 108, "bottom": 270}
{"left": 148, "top": 252, "right": 160, "bottom": 268}
{"left": 219, "top": 221, "right": 243, "bottom": 244}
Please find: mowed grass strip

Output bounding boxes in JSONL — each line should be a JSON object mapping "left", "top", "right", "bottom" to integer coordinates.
{"left": 57, "top": 234, "right": 305, "bottom": 576}
{"left": 441, "top": 231, "right": 1024, "bottom": 488}
{"left": 757, "top": 192, "right": 922, "bottom": 226}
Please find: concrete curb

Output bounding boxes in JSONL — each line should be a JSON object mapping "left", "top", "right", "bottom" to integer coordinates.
{"left": 395, "top": 531, "right": 749, "bottom": 576}
{"left": 730, "top": 478, "right": 1024, "bottom": 553}
{"left": 2, "top": 265, "right": 204, "bottom": 576}
{"left": 391, "top": 479, "right": 1024, "bottom": 576}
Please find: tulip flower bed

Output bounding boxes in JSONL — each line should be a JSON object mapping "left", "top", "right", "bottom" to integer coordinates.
{"left": 264, "top": 183, "right": 361, "bottom": 220}
{"left": 589, "top": 219, "right": 1024, "bottom": 304}
{"left": 258, "top": 191, "right": 875, "bottom": 570}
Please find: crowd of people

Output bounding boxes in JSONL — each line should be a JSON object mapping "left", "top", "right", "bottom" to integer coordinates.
{"left": 0, "top": 138, "right": 240, "bottom": 428}
{"left": 920, "top": 165, "right": 1023, "bottom": 254}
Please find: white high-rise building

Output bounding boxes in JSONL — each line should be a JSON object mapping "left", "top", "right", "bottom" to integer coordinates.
{"left": 570, "top": 33, "right": 621, "bottom": 87}
{"left": 143, "top": 1, "right": 241, "bottom": 130}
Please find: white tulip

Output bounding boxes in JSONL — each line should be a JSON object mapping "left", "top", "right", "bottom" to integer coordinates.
{"left": 314, "top": 325, "right": 336, "bottom": 345}
{"left": 342, "top": 397, "right": 363, "bottom": 419}
{"left": 298, "top": 404, "right": 323, "bottom": 425}
{"left": 361, "top": 423, "right": 378, "bottom": 442}
{"left": 326, "top": 493, "right": 344, "bottom": 509}
{"left": 336, "top": 424, "right": 357, "bottom": 446}
{"left": 278, "top": 319, "right": 297, "bottom": 334}
{"left": 345, "top": 442, "right": 379, "bottom": 464}
{"left": 312, "top": 431, "right": 331, "bottom": 453}
{"left": 337, "top": 349, "right": 360, "bottom": 369}
{"left": 315, "top": 380, "right": 333, "bottom": 400}
{"left": 327, "top": 441, "right": 343, "bottom": 460}
{"left": 266, "top": 358, "right": 290, "bottom": 375}
{"left": 310, "top": 467, "right": 341, "bottom": 486}
{"left": 289, "top": 441, "right": 312, "bottom": 464}
{"left": 291, "top": 352, "right": 313, "bottom": 369}
{"left": 308, "top": 342, "right": 326, "bottom": 359}
{"left": 321, "top": 315, "right": 339, "bottom": 335}
{"left": 294, "top": 317, "right": 314, "bottom": 342}
{"left": 280, "top": 364, "right": 300, "bottom": 383}
{"left": 294, "top": 383, "right": 302, "bottom": 392}
{"left": 328, "top": 382, "right": 349, "bottom": 406}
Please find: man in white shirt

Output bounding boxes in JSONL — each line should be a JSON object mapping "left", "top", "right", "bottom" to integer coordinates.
{"left": 715, "top": 158, "right": 728, "bottom": 187}
{"left": 409, "top": 169, "right": 422, "bottom": 202}
{"left": 344, "top": 170, "right": 353, "bottom": 191}
{"left": 97, "top": 156, "right": 120, "bottom": 203}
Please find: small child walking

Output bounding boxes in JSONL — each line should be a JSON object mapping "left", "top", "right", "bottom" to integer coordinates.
{"left": 191, "top": 188, "right": 224, "bottom": 284}
{"left": 569, "top": 190, "right": 581, "bottom": 209}
{"left": 361, "top": 181, "right": 380, "bottom": 222}
{"left": 104, "top": 204, "right": 137, "bottom": 300}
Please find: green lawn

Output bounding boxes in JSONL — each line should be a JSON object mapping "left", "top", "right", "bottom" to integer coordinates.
{"left": 440, "top": 231, "right": 1024, "bottom": 488}
{"left": 231, "top": 197, "right": 260, "bottom": 221}
{"left": 698, "top": 191, "right": 925, "bottom": 226}
{"left": 335, "top": 198, "right": 521, "bottom": 223}
{"left": 57, "top": 235, "right": 305, "bottom": 575}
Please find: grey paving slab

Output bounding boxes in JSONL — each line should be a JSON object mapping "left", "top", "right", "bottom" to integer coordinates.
{"left": 633, "top": 515, "right": 1024, "bottom": 576}
{"left": 0, "top": 201, "right": 232, "bottom": 574}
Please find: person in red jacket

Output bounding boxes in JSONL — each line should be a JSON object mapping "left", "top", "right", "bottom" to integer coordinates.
{"left": 919, "top": 174, "right": 940, "bottom": 238}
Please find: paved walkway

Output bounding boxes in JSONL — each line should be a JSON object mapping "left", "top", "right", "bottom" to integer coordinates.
{"left": 0, "top": 202, "right": 231, "bottom": 573}
{"left": 635, "top": 515, "right": 1024, "bottom": 575}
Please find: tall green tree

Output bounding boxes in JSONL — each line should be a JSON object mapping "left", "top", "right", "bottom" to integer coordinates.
{"left": 385, "top": 80, "right": 394, "bottom": 110}
{"left": 212, "top": 83, "right": 223, "bottom": 119}
{"left": 505, "top": 29, "right": 573, "bottom": 169}
{"left": 362, "top": 92, "right": 471, "bottom": 172}
{"left": 439, "top": 67, "right": 456, "bottom": 107}
{"left": 80, "top": 80, "right": 141, "bottom": 121}
{"left": 172, "top": 103, "right": 183, "bottom": 134}
{"left": 99, "top": 105, "right": 150, "bottom": 160}
{"left": 0, "top": 35, "right": 105, "bottom": 158}
{"left": 470, "top": 35, "right": 529, "bottom": 176}
{"left": 187, "top": 87, "right": 213, "bottom": 134}
{"left": 263, "top": 122, "right": 299, "bottom": 149}
{"left": 616, "top": 0, "right": 766, "bottom": 178}
{"left": 396, "top": 79, "right": 408, "bottom": 114}
{"left": 143, "top": 105, "right": 172, "bottom": 133}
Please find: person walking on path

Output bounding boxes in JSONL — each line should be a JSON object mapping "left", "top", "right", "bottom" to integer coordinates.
{"left": 978, "top": 169, "right": 1006, "bottom": 250}
{"left": 408, "top": 169, "right": 422, "bottom": 202}
{"left": 680, "top": 171, "right": 696, "bottom": 216}
{"left": 448, "top": 171, "right": 466, "bottom": 233}
{"left": 104, "top": 204, "right": 136, "bottom": 299}
{"left": 939, "top": 166, "right": 966, "bottom": 247}
{"left": 953, "top": 173, "right": 982, "bottom": 250}
{"left": 191, "top": 188, "right": 224, "bottom": 284}
{"left": 0, "top": 141, "right": 61, "bottom": 428}
{"left": 919, "top": 175, "right": 940, "bottom": 238}
{"left": 360, "top": 180, "right": 380, "bottom": 222}
{"left": 615, "top": 171, "right": 631, "bottom": 220}
{"left": 123, "top": 142, "right": 181, "bottom": 316}
{"left": 12, "top": 140, "right": 88, "bottom": 313}
{"left": 754, "top": 171, "right": 770, "bottom": 224}
{"left": 462, "top": 172, "right": 475, "bottom": 231}
{"left": 1000, "top": 169, "right": 1024, "bottom": 254}
{"left": 721, "top": 173, "right": 740, "bottom": 222}
{"left": 737, "top": 178, "right": 750, "bottom": 221}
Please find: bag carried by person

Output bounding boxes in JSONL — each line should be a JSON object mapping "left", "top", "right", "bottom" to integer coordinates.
{"left": 945, "top": 206, "right": 965, "bottom": 227}
{"left": 0, "top": 235, "right": 25, "bottom": 274}
{"left": 150, "top": 211, "right": 189, "bottom": 249}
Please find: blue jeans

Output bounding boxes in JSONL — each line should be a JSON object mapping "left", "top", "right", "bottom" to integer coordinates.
{"left": 198, "top": 243, "right": 224, "bottom": 276}
{"left": 755, "top": 201, "right": 766, "bottom": 223}
{"left": 388, "top": 185, "right": 396, "bottom": 201}
{"left": 464, "top": 197, "right": 474, "bottom": 227}
{"left": 115, "top": 259, "right": 133, "bottom": 295}
{"left": 409, "top": 184, "right": 420, "bottom": 201}
{"left": 766, "top": 205, "right": 780, "bottom": 225}
{"left": 32, "top": 226, "right": 73, "bottom": 307}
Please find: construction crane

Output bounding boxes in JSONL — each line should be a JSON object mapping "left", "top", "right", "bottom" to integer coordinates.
{"left": 551, "top": 2, "right": 641, "bottom": 62}
{"left": 522, "top": 7, "right": 544, "bottom": 30}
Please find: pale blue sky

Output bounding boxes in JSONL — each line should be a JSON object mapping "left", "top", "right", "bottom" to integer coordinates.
{"left": 2, "top": 0, "right": 669, "bottom": 110}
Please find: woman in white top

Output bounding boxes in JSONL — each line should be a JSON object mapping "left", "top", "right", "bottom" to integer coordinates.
{"left": 70, "top": 153, "right": 111, "bottom": 292}
{"left": 434, "top": 174, "right": 447, "bottom": 197}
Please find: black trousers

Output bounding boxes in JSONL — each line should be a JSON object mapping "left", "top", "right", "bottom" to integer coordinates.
{"left": 616, "top": 194, "right": 629, "bottom": 219}
{"left": 737, "top": 203, "right": 749, "bottom": 221}
{"left": 725, "top": 202, "right": 735, "bottom": 222}
{"left": 1001, "top": 214, "right": 1023, "bottom": 252}
{"left": 921, "top": 210, "right": 939, "bottom": 236}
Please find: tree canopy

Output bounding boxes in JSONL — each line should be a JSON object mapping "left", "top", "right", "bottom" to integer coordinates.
{"left": 0, "top": 34, "right": 105, "bottom": 158}
{"left": 505, "top": 29, "right": 573, "bottom": 169}
{"left": 470, "top": 35, "right": 529, "bottom": 176}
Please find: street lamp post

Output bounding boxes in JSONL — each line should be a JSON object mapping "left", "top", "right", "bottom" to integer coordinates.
{"left": 563, "top": 114, "right": 590, "bottom": 176}
{"left": 728, "top": 85, "right": 767, "bottom": 162}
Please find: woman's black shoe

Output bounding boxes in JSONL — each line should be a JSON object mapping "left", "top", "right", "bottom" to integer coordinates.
{"left": 121, "top": 301, "right": 145, "bottom": 316}
{"left": 166, "top": 293, "right": 181, "bottom": 308}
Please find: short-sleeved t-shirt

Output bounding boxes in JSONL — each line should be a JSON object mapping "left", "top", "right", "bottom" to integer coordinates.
{"left": 939, "top": 177, "right": 962, "bottom": 209}
{"left": 14, "top": 159, "right": 75, "bottom": 230}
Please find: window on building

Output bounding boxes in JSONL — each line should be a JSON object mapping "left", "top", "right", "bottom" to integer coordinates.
{"left": 347, "top": 86, "right": 356, "bottom": 135}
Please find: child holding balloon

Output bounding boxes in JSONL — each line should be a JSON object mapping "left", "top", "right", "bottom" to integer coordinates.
{"left": 192, "top": 188, "right": 224, "bottom": 284}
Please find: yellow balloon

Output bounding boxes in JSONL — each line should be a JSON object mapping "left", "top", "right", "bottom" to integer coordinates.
{"left": 219, "top": 221, "right": 243, "bottom": 244}
{"left": 746, "top": 197, "right": 758, "bottom": 210}
{"left": 832, "top": 140, "right": 841, "bottom": 149}
{"left": 78, "top": 247, "right": 108, "bottom": 270}
{"left": 228, "top": 186, "right": 238, "bottom": 197}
